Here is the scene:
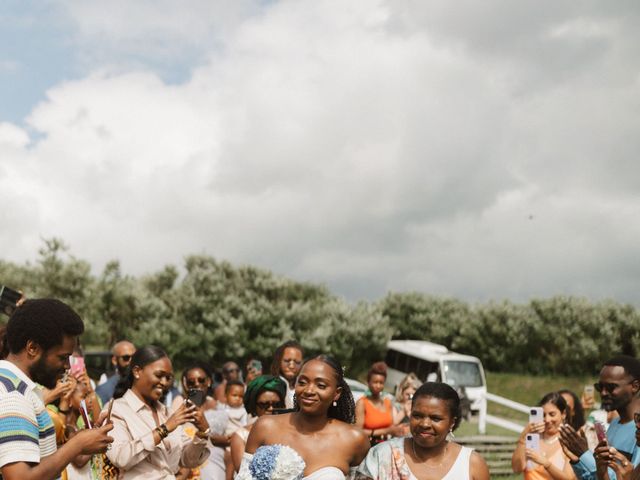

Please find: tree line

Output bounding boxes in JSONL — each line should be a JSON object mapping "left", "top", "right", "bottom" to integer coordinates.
{"left": 1, "top": 239, "right": 638, "bottom": 377}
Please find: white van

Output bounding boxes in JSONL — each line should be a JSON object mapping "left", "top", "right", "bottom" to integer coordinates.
{"left": 384, "top": 340, "right": 487, "bottom": 413}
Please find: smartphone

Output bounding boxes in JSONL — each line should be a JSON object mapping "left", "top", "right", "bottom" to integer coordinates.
{"left": 187, "top": 389, "right": 206, "bottom": 407}
{"left": 69, "top": 356, "right": 85, "bottom": 376}
{"left": 594, "top": 421, "right": 607, "bottom": 443}
{"left": 526, "top": 433, "right": 540, "bottom": 470}
{"left": 248, "top": 359, "right": 262, "bottom": 373}
{"left": 106, "top": 399, "right": 114, "bottom": 424}
{"left": 80, "top": 399, "right": 92, "bottom": 429}
{"left": 0, "top": 285, "right": 22, "bottom": 316}
{"left": 529, "top": 407, "right": 544, "bottom": 425}
{"left": 583, "top": 385, "right": 595, "bottom": 406}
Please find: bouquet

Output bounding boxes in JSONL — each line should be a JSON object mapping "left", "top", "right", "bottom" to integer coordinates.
{"left": 237, "top": 445, "right": 306, "bottom": 480}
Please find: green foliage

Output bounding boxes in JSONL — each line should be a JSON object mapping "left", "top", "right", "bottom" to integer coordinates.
{"left": 2, "top": 239, "right": 640, "bottom": 377}
{"left": 380, "top": 293, "right": 640, "bottom": 376}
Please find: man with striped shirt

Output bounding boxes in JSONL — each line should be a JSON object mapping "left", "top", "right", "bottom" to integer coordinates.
{"left": 0, "top": 299, "right": 113, "bottom": 480}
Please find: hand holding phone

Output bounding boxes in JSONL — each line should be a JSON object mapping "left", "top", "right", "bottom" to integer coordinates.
{"left": 70, "top": 356, "right": 86, "bottom": 376}
{"left": 187, "top": 389, "right": 206, "bottom": 407}
{"left": 0, "top": 286, "right": 23, "bottom": 316}
{"left": 525, "top": 433, "right": 540, "bottom": 470}
{"left": 529, "top": 407, "right": 545, "bottom": 433}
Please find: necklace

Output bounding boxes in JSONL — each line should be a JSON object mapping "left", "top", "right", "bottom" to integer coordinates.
{"left": 411, "top": 438, "right": 449, "bottom": 469}
{"left": 543, "top": 435, "right": 559, "bottom": 445}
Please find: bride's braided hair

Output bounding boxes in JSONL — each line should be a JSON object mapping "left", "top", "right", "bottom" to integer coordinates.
{"left": 294, "top": 354, "right": 356, "bottom": 424}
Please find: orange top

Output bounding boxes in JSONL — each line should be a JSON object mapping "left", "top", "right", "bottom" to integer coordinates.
{"left": 363, "top": 396, "right": 394, "bottom": 430}
{"left": 524, "top": 438, "right": 571, "bottom": 480}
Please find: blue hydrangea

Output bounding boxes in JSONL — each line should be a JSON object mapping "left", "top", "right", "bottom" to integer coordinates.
{"left": 249, "top": 445, "right": 279, "bottom": 480}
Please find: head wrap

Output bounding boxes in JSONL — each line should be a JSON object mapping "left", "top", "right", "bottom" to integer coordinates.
{"left": 244, "top": 375, "right": 287, "bottom": 416}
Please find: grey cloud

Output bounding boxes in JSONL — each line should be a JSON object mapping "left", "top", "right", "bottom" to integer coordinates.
{"left": 1, "top": 0, "right": 639, "bottom": 305}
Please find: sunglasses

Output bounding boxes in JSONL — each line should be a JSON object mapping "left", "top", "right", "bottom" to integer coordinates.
{"left": 282, "top": 359, "right": 302, "bottom": 366}
{"left": 594, "top": 382, "right": 629, "bottom": 393}
{"left": 186, "top": 377, "right": 208, "bottom": 388}
{"left": 117, "top": 355, "right": 132, "bottom": 362}
{"left": 256, "top": 401, "right": 282, "bottom": 410}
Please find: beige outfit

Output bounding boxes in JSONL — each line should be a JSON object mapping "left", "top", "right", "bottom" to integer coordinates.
{"left": 106, "top": 389, "right": 210, "bottom": 479}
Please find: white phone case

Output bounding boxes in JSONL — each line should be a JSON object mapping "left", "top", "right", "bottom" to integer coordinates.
{"left": 529, "top": 407, "right": 544, "bottom": 424}
{"left": 526, "top": 433, "right": 540, "bottom": 470}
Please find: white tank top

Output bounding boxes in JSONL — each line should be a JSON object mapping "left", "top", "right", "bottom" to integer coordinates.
{"left": 409, "top": 445, "right": 472, "bottom": 480}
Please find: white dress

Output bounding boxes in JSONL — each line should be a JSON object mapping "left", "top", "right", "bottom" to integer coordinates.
{"left": 237, "top": 445, "right": 348, "bottom": 480}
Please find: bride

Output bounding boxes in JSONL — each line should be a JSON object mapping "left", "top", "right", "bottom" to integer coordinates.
{"left": 240, "top": 354, "right": 370, "bottom": 479}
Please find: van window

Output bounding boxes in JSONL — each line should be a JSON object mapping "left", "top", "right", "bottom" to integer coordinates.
{"left": 443, "top": 361, "right": 483, "bottom": 387}
{"left": 415, "top": 359, "right": 438, "bottom": 382}
{"left": 385, "top": 350, "right": 398, "bottom": 369}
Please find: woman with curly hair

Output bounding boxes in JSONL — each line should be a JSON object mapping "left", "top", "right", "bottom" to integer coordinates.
{"left": 355, "top": 362, "right": 405, "bottom": 445}
{"left": 239, "top": 355, "right": 370, "bottom": 479}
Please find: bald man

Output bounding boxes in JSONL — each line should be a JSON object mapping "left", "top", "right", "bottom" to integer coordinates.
{"left": 95, "top": 340, "right": 136, "bottom": 404}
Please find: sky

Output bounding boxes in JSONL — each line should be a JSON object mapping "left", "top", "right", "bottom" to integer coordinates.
{"left": 1, "top": 0, "right": 639, "bottom": 303}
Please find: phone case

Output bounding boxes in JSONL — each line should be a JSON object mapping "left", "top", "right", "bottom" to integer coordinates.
{"left": 526, "top": 433, "right": 540, "bottom": 470}
{"left": 594, "top": 422, "right": 607, "bottom": 443}
{"left": 529, "top": 407, "right": 544, "bottom": 425}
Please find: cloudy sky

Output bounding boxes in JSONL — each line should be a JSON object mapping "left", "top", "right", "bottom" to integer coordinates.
{"left": 1, "top": 0, "right": 639, "bottom": 303}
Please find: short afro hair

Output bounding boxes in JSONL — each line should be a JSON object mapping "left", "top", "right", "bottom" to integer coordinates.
{"left": 6, "top": 299, "right": 84, "bottom": 354}
{"left": 603, "top": 355, "right": 640, "bottom": 381}
{"left": 412, "top": 382, "right": 463, "bottom": 431}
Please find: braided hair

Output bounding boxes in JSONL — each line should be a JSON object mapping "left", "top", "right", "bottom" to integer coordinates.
{"left": 294, "top": 354, "right": 356, "bottom": 424}
{"left": 113, "top": 345, "right": 168, "bottom": 399}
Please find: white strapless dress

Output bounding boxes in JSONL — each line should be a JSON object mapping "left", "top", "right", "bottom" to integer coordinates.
{"left": 237, "top": 445, "right": 348, "bottom": 480}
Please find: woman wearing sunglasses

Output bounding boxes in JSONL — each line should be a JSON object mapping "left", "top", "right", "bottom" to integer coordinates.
{"left": 230, "top": 375, "right": 287, "bottom": 473}
{"left": 173, "top": 363, "right": 218, "bottom": 480}
{"left": 270, "top": 340, "right": 304, "bottom": 409}
{"left": 171, "top": 362, "right": 217, "bottom": 413}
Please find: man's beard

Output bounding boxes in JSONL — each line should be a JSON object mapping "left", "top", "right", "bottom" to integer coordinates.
{"left": 30, "top": 355, "right": 63, "bottom": 389}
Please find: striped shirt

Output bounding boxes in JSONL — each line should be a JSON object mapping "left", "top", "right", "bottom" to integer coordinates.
{"left": 0, "top": 360, "right": 57, "bottom": 470}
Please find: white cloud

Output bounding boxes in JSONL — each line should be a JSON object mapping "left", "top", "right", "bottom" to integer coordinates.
{"left": 2, "top": 0, "right": 640, "bottom": 303}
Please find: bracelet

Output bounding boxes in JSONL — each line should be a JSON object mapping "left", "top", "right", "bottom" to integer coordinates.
{"left": 155, "top": 423, "right": 170, "bottom": 440}
{"left": 196, "top": 427, "right": 211, "bottom": 439}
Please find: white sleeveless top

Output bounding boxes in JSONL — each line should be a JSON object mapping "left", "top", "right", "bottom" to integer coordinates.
{"left": 357, "top": 437, "right": 474, "bottom": 480}
{"left": 408, "top": 446, "right": 472, "bottom": 480}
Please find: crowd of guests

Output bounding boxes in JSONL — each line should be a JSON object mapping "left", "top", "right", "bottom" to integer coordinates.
{"left": 2, "top": 298, "right": 640, "bottom": 480}
{"left": 509, "top": 355, "right": 640, "bottom": 480}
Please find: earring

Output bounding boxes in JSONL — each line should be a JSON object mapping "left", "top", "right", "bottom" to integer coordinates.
{"left": 333, "top": 401, "right": 337, "bottom": 407}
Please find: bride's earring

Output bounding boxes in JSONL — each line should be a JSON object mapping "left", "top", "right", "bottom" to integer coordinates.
{"left": 333, "top": 401, "right": 337, "bottom": 407}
